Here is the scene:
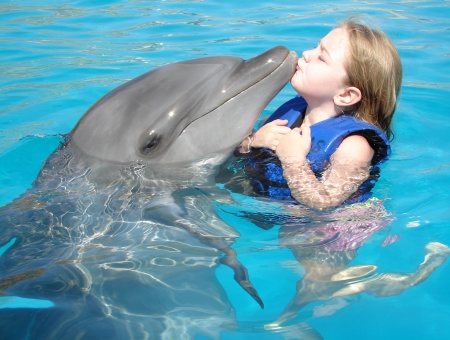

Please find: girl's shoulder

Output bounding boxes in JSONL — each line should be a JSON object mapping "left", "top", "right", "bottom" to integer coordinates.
{"left": 309, "top": 115, "right": 391, "bottom": 166}
{"left": 334, "top": 134, "right": 375, "bottom": 164}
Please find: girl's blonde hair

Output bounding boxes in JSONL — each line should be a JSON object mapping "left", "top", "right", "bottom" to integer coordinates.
{"left": 339, "top": 18, "right": 402, "bottom": 140}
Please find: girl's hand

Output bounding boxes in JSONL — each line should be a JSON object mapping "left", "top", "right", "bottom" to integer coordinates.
{"left": 276, "top": 124, "right": 311, "bottom": 160}
{"left": 252, "top": 119, "right": 291, "bottom": 150}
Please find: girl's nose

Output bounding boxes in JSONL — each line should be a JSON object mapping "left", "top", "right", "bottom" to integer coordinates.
{"left": 302, "top": 50, "right": 311, "bottom": 62}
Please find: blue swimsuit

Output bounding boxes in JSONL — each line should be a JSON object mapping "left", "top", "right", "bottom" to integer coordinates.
{"left": 244, "top": 96, "right": 391, "bottom": 204}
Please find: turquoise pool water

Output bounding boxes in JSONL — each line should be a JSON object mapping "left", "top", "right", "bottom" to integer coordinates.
{"left": 1, "top": 1, "right": 450, "bottom": 339}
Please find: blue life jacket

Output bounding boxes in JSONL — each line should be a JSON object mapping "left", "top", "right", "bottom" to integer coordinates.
{"left": 244, "top": 96, "right": 391, "bottom": 203}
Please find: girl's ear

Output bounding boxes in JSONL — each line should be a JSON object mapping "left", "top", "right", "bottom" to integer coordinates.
{"left": 334, "top": 86, "right": 362, "bottom": 108}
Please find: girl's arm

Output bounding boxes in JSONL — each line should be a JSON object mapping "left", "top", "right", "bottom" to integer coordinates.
{"left": 276, "top": 126, "right": 374, "bottom": 209}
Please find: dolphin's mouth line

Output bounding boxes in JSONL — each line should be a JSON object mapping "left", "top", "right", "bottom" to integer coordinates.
{"left": 178, "top": 51, "right": 298, "bottom": 136}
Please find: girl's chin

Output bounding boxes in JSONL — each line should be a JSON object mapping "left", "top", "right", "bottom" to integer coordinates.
{"left": 290, "top": 77, "right": 302, "bottom": 91}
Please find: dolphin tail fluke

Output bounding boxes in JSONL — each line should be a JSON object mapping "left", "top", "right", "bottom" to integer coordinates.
{"left": 219, "top": 250, "right": 264, "bottom": 309}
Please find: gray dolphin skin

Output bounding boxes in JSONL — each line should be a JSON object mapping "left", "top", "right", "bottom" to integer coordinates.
{"left": 72, "top": 46, "right": 297, "bottom": 164}
{"left": 0, "top": 47, "right": 297, "bottom": 338}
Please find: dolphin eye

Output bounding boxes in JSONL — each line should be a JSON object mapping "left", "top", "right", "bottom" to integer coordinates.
{"left": 140, "top": 135, "right": 161, "bottom": 155}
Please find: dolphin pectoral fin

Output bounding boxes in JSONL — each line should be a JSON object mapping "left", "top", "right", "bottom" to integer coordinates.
{"left": 172, "top": 217, "right": 265, "bottom": 309}
{"left": 219, "top": 250, "right": 264, "bottom": 309}
{"left": 142, "top": 189, "right": 264, "bottom": 308}
{"left": 171, "top": 188, "right": 264, "bottom": 308}
{"left": 171, "top": 217, "right": 265, "bottom": 308}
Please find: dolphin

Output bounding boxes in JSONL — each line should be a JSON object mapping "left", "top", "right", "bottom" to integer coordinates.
{"left": 71, "top": 46, "right": 296, "bottom": 164}
{"left": 0, "top": 46, "right": 297, "bottom": 339}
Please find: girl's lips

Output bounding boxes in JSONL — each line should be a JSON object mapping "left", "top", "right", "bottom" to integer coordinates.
{"left": 295, "top": 58, "right": 303, "bottom": 72}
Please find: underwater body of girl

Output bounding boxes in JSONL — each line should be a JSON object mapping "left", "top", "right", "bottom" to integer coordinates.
{"left": 218, "top": 17, "right": 450, "bottom": 330}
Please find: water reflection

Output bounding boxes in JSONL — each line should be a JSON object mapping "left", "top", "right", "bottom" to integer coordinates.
{"left": 217, "top": 186, "right": 450, "bottom": 335}
{"left": 269, "top": 203, "right": 450, "bottom": 329}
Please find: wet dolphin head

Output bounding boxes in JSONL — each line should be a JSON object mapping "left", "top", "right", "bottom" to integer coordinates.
{"left": 71, "top": 46, "right": 298, "bottom": 164}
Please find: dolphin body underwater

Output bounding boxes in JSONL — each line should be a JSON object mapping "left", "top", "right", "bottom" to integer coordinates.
{"left": 0, "top": 47, "right": 297, "bottom": 338}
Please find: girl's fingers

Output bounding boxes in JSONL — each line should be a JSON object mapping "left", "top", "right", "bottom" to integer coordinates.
{"left": 300, "top": 124, "right": 311, "bottom": 137}
{"left": 274, "top": 119, "right": 289, "bottom": 126}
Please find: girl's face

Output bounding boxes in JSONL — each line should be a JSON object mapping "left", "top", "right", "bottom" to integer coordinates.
{"left": 291, "top": 27, "right": 349, "bottom": 106}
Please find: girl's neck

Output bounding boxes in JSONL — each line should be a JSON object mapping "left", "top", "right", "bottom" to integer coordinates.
{"left": 303, "top": 104, "right": 341, "bottom": 126}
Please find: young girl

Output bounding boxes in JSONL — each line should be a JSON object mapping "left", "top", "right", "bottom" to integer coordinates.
{"left": 237, "top": 18, "right": 402, "bottom": 209}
